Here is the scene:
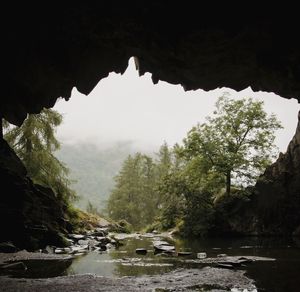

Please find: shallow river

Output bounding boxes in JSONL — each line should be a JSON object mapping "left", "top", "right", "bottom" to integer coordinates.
{"left": 4, "top": 235, "right": 300, "bottom": 291}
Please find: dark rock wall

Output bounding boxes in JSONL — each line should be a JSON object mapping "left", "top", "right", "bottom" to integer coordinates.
{"left": 0, "top": 138, "right": 70, "bottom": 249}
{"left": 253, "top": 111, "right": 300, "bottom": 235}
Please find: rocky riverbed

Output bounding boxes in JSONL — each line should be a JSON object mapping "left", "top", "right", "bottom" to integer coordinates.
{"left": 3, "top": 232, "right": 299, "bottom": 292}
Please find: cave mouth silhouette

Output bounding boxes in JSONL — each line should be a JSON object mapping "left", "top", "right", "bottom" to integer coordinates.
{"left": 1, "top": 4, "right": 300, "bottom": 251}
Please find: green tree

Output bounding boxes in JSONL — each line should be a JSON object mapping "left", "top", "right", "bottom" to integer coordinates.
{"left": 107, "top": 153, "right": 159, "bottom": 229}
{"left": 158, "top": 151, "right": 218, "bottom": 236}
{"left": 182, "top": 94, "right": 282, "bottom": 195}
{"left": 154, "top": 142, "right": 172, "bottom": 209}
{"left": 3, "top": 108, "right": 76, "bottom": 202}
{"left": 156, "top": 142, "right": 172, "bottom": 177}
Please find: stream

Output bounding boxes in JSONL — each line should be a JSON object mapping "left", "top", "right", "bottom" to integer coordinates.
{"left": 1, "top": 234, "right": 300, "bottom": 291}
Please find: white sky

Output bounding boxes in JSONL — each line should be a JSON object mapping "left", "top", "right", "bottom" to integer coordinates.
{"left": 54, "top": 57, "right": 300, "bottom": 153}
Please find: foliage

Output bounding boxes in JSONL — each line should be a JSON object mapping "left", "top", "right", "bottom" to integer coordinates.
{"left": 107, "top": 153, "right": 160, "bottom": 229}
{"left": 107, "top": 142, "right": 175, "bottom": 230}
{"left": 158, "top": 153, "right": 216, "bottom": 236}
{"left": 182, "top": 93, "right": 282, "bottom": 195}
{"left": 107, "top": 94, "right": 283, "bottom": 237}
{"left": 3, "top": 108, "right": 76, "bottom": 202}
{"left": 108, "top": 219, "right": 133, "bottom": 233}
{"left": 67, "top": 207, "right": 106, "bottom": 233}
{"left": 143, "top": 220, "right": 162, "bottom": 233}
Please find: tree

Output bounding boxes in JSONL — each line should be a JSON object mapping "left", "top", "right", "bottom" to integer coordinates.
{"left": 107, "top": 153, "right": 159, "bottom": 229}
{"left": 158, "top": 148, "right": 219, "bottom": 236}
{"left": 182, "top": 94, "right": 283, "bottom": 195}
{"left": 156, "top": 142, "right": 172, "bottom": 177}
{"left": 3, "top": 108, "right": 76, "bottom": 202}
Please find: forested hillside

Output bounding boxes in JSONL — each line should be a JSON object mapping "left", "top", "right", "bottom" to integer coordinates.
{"left": 55, "top": 142, "right": 135, "bottom": 212}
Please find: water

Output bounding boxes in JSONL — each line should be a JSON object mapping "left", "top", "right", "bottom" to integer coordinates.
{"left": 2, "top": 235, "right": 300, "bottom": 291}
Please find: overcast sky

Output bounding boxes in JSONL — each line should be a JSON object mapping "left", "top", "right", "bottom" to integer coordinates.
{"left": 54, "top": 58, "right": 300, "bottom": 153}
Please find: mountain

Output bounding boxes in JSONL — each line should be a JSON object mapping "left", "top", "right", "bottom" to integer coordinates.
{"left": 55, "top": 142, "right": 136, "bottom": 212}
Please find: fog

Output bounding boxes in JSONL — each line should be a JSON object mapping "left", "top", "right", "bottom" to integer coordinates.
{"left": 54, "top": 58, "right": 300, "bottom": 153}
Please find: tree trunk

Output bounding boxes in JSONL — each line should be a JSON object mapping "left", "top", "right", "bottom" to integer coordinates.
{"left": 226, "top": 171, "right": 231, "bottom": 196}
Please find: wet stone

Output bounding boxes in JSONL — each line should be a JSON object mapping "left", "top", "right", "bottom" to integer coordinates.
{"left": 136, "top": 248, "right": 147, "bottom": 255}
{"left": 68, "top": 234, "right": 86, "bottom": 240}
{"left": 78, "top": 240, "right": 89, "bottom": 246}
{"left": 197, "top": 252, "right": 207, "bottom": 258}
{"left": 177, "top": 251, "right": 192, "bottom": 256}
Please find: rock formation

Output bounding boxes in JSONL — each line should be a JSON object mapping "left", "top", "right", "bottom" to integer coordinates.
{"left": 2, "top": 4, "right": 300, "bottom": 126}
{"left": 254, "top": 111, "right": 300, "bottom": 235}
{"left": 1, "top": 3, "right": 300, "bottom": 245}
{"left": 0, "top": 138, "right": 70, "bottom": 249}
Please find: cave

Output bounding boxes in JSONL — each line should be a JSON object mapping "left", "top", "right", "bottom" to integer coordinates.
{"left": 1, "top": 3, "right": 300, "bottom": 248}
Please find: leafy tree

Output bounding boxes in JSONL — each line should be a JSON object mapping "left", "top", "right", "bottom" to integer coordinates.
{"left": 107, "top": 153, "right": 159, "bottom": 229}
{"left": 182, "top": 94, "right": 282, "bottom": 195}
{"left": 3, "top": 108, "right": 76, "bottom": 202}
{"left": 158, "top": 151, "right": 217, "bottom": 236}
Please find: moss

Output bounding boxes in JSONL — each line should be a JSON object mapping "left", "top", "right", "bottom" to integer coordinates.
{"left": 65, "top": 206, "right": 109, "bottom": 233}
{"left": 109, "top": 219, "right": 132, "bottom": 233}
{"left": 143, "top": 221, "right": 162, "bottom": 233}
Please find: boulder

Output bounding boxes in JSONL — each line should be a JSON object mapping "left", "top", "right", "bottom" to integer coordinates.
{"left": 153, "top": 241, "right": 175, "bottom": 253}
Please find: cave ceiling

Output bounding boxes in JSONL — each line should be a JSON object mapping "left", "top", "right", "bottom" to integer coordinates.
{"left": 2, "top": 3, "right": 300, "bottom": 125}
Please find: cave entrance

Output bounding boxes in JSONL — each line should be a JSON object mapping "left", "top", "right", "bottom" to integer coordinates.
{"left": 51, "top": 57, "right": 300, "bottom": 215}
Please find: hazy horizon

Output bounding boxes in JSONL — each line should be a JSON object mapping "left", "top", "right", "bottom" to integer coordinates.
{"left": 54, "top": 57, "right": 300, "bottom": 155}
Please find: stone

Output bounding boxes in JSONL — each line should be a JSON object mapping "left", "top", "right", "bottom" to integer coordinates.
{"left": 106, "top": 243, "right": 114, "bottom": 250}
{"left": 153, "top": 241, "right": 175, "bottom": 253}
{"left": 98, "top": 245, "right": 107, "bottom": 251}
{"left": 135, "top": 248, "right": 147, "bottom": 255}
{"left": 0, "top": 242, "right": 17, "bottom": 253}
{"left": 197, "top": 252, "right": 207, "bottom": 259}
{"left": 217, "top": 263, "right": 235, "bottom": 269}
{"left": 95, "top": 228, "right": 109, "bottom": 236}
{"left": 78, "top": 240, "right": 89, "bottom": 246}
{"left": 69, "top": 234, "right": 85, "bottom": 240}
{"left": 71, "top": 246, "right": 88, "bottom": 254}
{"left": 177, "top": 251, "right": 192, "bottom": 256}
{"left": 73, "top": 253, "right": 85, "bottom": 257}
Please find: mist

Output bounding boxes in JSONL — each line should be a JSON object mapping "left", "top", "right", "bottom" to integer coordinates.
{"left": 54, "top": 57, "right": 300, "bottom": 154}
